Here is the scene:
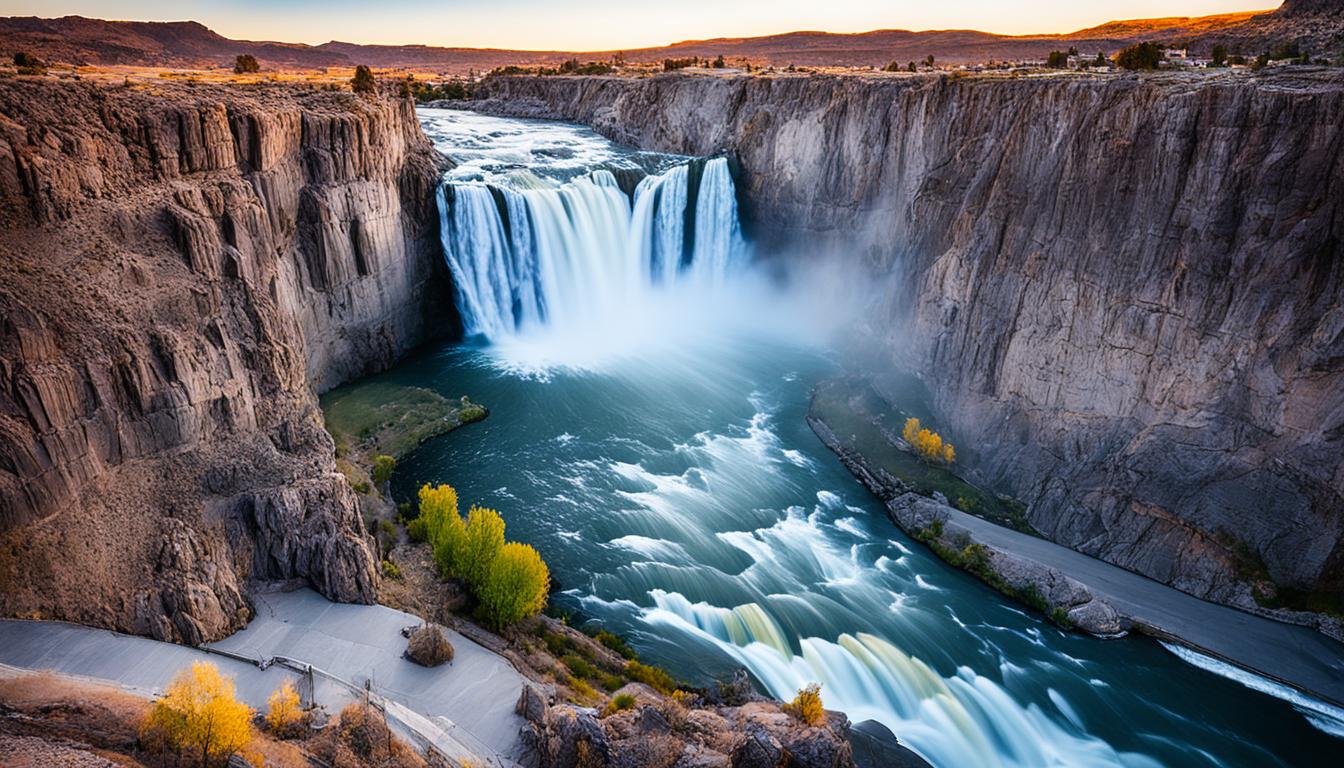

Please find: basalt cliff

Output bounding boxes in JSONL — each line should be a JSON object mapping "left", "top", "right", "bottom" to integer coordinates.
{"left": 472, "top": 71, "right": 1344, "bottom": 621}
{"left": 0, "top": 80, "right": 451, "bottom": 643}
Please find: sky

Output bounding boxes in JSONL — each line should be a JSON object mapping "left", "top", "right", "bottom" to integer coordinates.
{"left": 0, "top": 1, "right": 1283, "bottom": 50}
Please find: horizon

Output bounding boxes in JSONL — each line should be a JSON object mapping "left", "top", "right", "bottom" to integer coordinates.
{"left": 0, "top": 1, "right": 1282, "bottom": 51}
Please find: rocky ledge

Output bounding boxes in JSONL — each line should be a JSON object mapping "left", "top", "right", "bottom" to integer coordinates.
{"left": 0, "top": 79, "right": 452, "bottom": 642}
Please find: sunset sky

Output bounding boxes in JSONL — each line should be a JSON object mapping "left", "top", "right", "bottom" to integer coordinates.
{"left": 0, "top": 1, "right": 1282, "bottom": 50}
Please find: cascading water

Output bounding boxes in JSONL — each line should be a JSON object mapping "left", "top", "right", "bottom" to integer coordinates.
{"left": 407, "top": 107, "right": 1344, "bottom": 767}
{"left": 437, "top": 157, "right": 745, "bottom": 341}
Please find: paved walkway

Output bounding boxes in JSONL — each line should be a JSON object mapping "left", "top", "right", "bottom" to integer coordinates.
{"left": 212, "top": 589, "right": 525, "bottom": 761}
{"left": 0, "top": 589, "right": 527, "bottom": 765}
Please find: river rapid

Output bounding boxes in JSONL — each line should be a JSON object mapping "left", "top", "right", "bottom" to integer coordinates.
{"left": 386, "top": 107, "right": 1343, "bottom": 767}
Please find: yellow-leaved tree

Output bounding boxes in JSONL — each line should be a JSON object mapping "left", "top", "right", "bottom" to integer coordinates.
{"left": 477, "top": 541, "right": 550, "bottom": 629}
{"left": 902, "top": 417, "right": 955, "bottom": 465}
{"left": 265, "top": 679, "right": 304, "bottom": 738}
{"left": 143, "top": 661, "right": 253, "bottom": 767}
{"left": 420, "top": 484, "right": 465, "bottom": 577}
{"left": 459, "top": 505, "right": 506, "bottom": 587}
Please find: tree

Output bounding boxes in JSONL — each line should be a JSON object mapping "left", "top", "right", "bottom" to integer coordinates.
{"left": 712, "top": 55, "right": 726, "bottom": 69}
{"left": 351, "top": 64, "right": 376, "bottom": 94}
{"left": 903, "top": 417, "right": 955, "bottom": 465}
{"left": 1046, "top": 50, "right": 1070, "bottom": 68}
{"left": 143, "top": 661, "right": 253, "bottom": 767}
{"left": 477, "top": 541, "right": 549, "bottom": 629}
{"left": 1094, "top": 52, "right": 1107, "bottom": 67}
{"left": 883, "top": 61, "right": 902, "bottom": 72}
{"left": 265, "top": 680, "right": 304, "bottom": 738}
{"left": 233, "top": 54, "right": 260, "bottom": 74}
{"left": 420, "top": 484, "right": 465, "bottom": 577}
{"left": 1211, "top": 45, "right": 1229, "bottom": 67}
{"left": 925, "top": 54, "right": 935, "bottom": 69}
{"left": 907, "top": 61, "right": 917, "bottom": 72}
{"left": 1114, "top": 42, "right": 1163, "bottom": 71}
{"left": 458, "top": 505, "right": 506, "bottom": 587}
{"left": 783, "top": 683, "right": 826, "bottom": 726}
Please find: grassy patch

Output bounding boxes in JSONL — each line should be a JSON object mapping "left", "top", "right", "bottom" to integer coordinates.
{"left": 810, "top": 377, "right": 1036, "bottom": 535}
{"left": 321, "top": 378, "right": 486, "bottom": 461}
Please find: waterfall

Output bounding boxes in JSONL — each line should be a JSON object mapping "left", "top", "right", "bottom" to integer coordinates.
{"left": 437, "top": 158, "right": 747, "bottom": 341}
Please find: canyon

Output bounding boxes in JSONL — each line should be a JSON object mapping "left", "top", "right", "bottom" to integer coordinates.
{"left": 469, "top": 69, "right": 1344, "bottom": 628}
{"left": 0, "top": 79, "right": 451, "bottom": 643}
{"left": 2, "top": 61, "right": 1343, "bottom": 766}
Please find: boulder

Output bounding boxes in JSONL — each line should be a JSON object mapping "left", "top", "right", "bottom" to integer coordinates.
{"left": 405, "top": 623, "right": 454, "bottom": 667}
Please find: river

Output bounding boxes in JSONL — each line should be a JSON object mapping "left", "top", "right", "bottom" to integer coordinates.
{"left": 385, "top": 107, "right": 1342, "bottom": 767}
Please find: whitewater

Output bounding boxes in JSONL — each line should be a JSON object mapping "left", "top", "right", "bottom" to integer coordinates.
{"left": 398, "top": 107, "right": 1343, "bottom": 767}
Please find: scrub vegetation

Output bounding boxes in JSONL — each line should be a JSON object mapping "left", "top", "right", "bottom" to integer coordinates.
{"left": 418, "top": 483, "right": 551, "bottom": 629}
{"left": 141, "top": 661, "right": 254, "bottom": 767}
{"left": 783, "top": 683, "right": 826, "bottom": 726}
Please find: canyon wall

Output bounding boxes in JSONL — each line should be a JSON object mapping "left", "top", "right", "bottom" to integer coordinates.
{"left": 0, "top": 80, "right": 451, "bottom": 642}
{"left": 473, "top": 71, "right": 1344, "bottom": 610}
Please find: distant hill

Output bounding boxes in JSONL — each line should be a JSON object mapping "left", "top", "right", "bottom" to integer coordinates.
{"left": 0, "top": 3, "right": 1338, "bottom": 74}
{"left": 0, "top": 16, "right": 343, "bottom": 67}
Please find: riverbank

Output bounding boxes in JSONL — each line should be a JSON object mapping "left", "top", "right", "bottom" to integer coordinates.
{"left": 807, "top": 379, "right": 1344, "bottom": 711}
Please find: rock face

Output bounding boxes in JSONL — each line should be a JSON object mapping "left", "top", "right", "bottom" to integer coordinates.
{"left": 472, "top": 72, "right": 1344, "bottom": 609}
{"left": 516, "top": 684, "right": 857, "bottom": 768}
{"left": 0, "top": 80, "right": 451, "bottom": 642}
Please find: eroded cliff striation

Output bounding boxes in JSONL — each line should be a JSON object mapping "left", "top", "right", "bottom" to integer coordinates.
{"left": 0, "top": 80, "right": 451, "bottom": 643}
{"left": 473, "top": 72, "right": 1344, "bottom": 615}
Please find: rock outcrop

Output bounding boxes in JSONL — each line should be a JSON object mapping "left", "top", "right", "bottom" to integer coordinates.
{"left": 0, "top": 79, "right": 451, "bottom": 642}
{"left": 471, "top": 71, "right": 1344, "bottom": 612}
{"left": 516, "top": 683, "right": 859, "bottom": 768}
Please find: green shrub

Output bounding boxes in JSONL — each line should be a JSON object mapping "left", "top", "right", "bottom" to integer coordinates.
{"left": 563, "top": 654, "right": 596, "bottom": 680}
{"left": 406, "top": 517, "right": 428, "bottom": 543}
{"left": 542, "top": 629, "right": 574, "bottom": 657}
{"left": 595, "top": 629, "right": 637, "bottom": 660}
{"left": 381, "top": 559, "right": 402, "bottom": 580}
{"left": 625, "top": 661, "right": 676, "bottom": 695}
{"left": 477, "top": 542, "right": 550, "bottom": 629}
{"left": 373, "top": 455, "right": 396, "bottom": 486}
{"left": 599, "top": 672, "right": 625, "bottom": 691}
{"left": 602, "top": 693, "right": 636, "bottom": 717}
{"left": 233, "top": 54, "right": 260, "bottom": 74}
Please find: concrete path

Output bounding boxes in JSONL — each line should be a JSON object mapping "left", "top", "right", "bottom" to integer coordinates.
{"left": 938, "top": 502, "right": 1344, "bottom": 705}
{"left": 211, "top": 589, "right": 525, "bottom": 761}
{"left": 0, "top": 589, "right": 527, "bottom": 765}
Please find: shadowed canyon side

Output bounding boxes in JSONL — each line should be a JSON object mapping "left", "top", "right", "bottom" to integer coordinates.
{"left": 0, "top": 80, "right": 451, "bottom": 643}
{"left": 471, "top": 71, "right": 1344, "bottom": 626}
